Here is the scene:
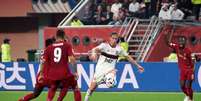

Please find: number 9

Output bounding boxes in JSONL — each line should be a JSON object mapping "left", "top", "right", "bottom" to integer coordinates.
{"left": 54, "top": 48, "right": 62, "bottom": 62}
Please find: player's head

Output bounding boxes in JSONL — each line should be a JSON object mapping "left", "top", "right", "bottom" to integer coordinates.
{"left": 178, "top": 36, "right": 186, "bottom": 48}
{"left": 45, "top": 37, "right": 55, "bottom": 47}
{"left": 56, "top": 29, "right": 66, "bottom": 40}
{"left": 119, "top": 37, "right": 125, "bottom": 43}
{"left": 109, "top": 32, "right": 119, "bottom": 46}
{"left": 3, "top": 38, "right": 10, "bottom": 44}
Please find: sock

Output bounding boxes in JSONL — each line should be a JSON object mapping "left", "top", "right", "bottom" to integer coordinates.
{"left": 181, "top": 86, "right": 188, "bottom": 96}
{"left": 19, "top": 93, "right": 34, "bottom": 101}
{"left": 57, "top": 88, "right": 68, "bottom": 101}
{"left": 74, "top": 89, "right": 82, "bottom": 101}
{"left": 187, "top": 87, "right": 193, "bottom": 100}
{"left": 47, "top": 85, "right": 57, "bottom": 101}
{"left": 84, "top": 89, "right": 92, "bottom": 101}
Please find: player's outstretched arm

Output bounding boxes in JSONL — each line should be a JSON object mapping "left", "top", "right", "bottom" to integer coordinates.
{"left": 69, "top": 55, "right": 79, "bottom": 79}
{"left": 127, "top": 55, "right": 144, "bottom": 73}
{"left": 89, "top": 48, "right": 101, "bottom": 61}
{"left": 37, "top": 63, "right": 44, "bottom": 83}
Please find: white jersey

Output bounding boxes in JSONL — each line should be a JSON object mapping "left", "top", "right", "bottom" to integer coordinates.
{"left": 93, "top": 42, "right": 128, "bottom": 83}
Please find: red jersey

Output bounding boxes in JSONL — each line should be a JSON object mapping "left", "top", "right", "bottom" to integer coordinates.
{"left": 44, "top": 41, "right": 73, "bottom": 80}
{"left": 169, "top": 43, "right": 194, "bottom": 70}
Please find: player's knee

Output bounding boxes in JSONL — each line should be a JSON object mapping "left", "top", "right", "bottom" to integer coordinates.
{"left": 89, "top": 82, "right": 96, "bottom": 90}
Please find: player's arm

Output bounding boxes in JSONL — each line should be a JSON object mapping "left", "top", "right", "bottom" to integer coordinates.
{"left": 164, "top": 27, "right": 176, "bottom": 48}
{"left": 69, "top": 55, "right": 79, "bottom": 79}
{"left": 67, "top": 44, "right": 79, "bottom": 79}
{"left": 126, "top": 55, "right": 144, "bottom": 73}
{"left": 119, "top": 47, "right": 144, "bottom": 73}
{"left": 90, "top": 43, "right": 105, "bottom": 60}
{"left": 69, "top": 55, "right": 77, "bottom": 69}
{"left": 90, "top": 47, "right": 101, "bottom": 60}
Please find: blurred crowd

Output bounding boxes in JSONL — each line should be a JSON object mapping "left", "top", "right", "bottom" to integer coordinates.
{"left": 72, "top": 0, "right": 201, "bottom": 26}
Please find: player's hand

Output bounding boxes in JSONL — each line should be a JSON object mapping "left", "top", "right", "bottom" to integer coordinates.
{"left": 138, "top": 66, "right": 144, "bottom": 73}
{"left": 74, "top": 73, "right": 79, "bottom": 80}
{"left": 191, "top": 74, "right": 194, "bottom": 80}
{"left": 38, "top": 74, "right": 44, "bottom": 83}
{"left": 89, "top": 54, "right": 97, "bottom": 61}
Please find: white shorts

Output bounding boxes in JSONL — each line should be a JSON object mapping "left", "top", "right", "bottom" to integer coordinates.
{"left": 93, "top": 68, "right": 116, "bottom": 84}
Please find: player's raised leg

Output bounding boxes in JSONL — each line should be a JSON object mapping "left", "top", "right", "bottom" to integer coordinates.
{"left": 19, "top": 87, "right": 44, "bottom": 101}
{"left": 84, "top": 80, "right": 97, "bottom": 101}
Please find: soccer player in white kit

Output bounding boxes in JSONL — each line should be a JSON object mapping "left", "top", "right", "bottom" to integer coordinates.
{"left": 84, "top": 32, "right": 144, "bottom": 101}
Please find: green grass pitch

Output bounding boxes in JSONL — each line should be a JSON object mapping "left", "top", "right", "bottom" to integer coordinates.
{"left": 0, "top": 91, "right": 201, "bottom": 101}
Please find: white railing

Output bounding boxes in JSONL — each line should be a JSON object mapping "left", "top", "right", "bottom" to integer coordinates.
{"left": 118, "top": 17, "right": 139, "bottom": 42}
{"left": 126, "top": 19, "right": 139, "bottom": 42}
{"left": 58, "top": 0, "right": 89, "bottom": 27}
{"left": 136, "top": 17, "right": 156, "bottom": 61}
{"left": 137, "top": 16, "right": 162, "bottom": 61}
{"left": 140, "top": 18, "right": 163, "bottom": 61}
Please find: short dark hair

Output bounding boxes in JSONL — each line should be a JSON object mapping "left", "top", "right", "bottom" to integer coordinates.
{"left": 56, "top": 29, "right": 65, "bottom": 39}
{"left": 110, "top": 32, "right": 118, "bottom": 36}
{"left": 3, "top": 38, "right": 10, "bottom": 44}
{"left": 45, "top": 37, "right": 55, "bottom": 47}
{"left": 119, "top": 37, "right": 125, "bottom": 42}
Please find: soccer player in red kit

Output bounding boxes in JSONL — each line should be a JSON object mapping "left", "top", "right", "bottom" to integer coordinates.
{"left": 167, "top": 36, "right": 194, "bottom": 101}
{"left": 18, "top": 38, "right": 55, "bottom": 101}
{"left": 44, "top": 30, "right": 81, "bottom": 101}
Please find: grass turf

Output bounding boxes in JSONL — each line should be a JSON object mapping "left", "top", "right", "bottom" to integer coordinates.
{"left": 0, "top": 91, "right": 201, "bottom": 101}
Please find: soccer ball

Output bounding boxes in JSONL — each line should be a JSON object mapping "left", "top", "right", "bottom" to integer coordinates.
{"left": 105, "top": 73, "right": 116, "bottom": 88}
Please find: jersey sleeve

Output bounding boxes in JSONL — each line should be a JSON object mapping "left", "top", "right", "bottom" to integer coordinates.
{"left": 66, "top": 43, "right": 74, "bottom": 56}
{"left": 39, "top": 50, "right": 45, "bottom": 63}
{"left": 93, "top": 43, "right": 106, "bottom": 51}
{"left": 43, "top": 48, "right": 49, "bottom": 63}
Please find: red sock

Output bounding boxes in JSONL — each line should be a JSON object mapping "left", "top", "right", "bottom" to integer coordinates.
{"left": 181, "top": 86, "right": 188, "bottom": 96}
{"left": 19, "top": 93, "right": 34, "bottom": 101}
{"left": 47, "top": 85, "right": 57, "bottom": 101}
{"left": 74, "top": 90, "right": 81, "bottom": 101}
{"left": 57, "top": 88, "right": 68, "bottom": 101}
{"left": 187, "top": 87, "right": 193, "bottom": 100}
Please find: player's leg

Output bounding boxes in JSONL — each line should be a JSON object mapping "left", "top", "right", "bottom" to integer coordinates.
{"left": 180, "top": 80, "right": 188, "bottom": 96}
{"left": 73, "top": 85, "right": 82, "bottom": 101}
{"left": 186, "top": 70, "right": 194, "bottom": 101}
{"left": 47, "top": 81, "right": 59, "bottom": 101}
{"left": 180, "top": 80, "right": 190, "bottom": 101}
{"left": 68, "top": 76, "right": 82, "bottom": 101}
{"left": 186, "top": 80, "right": 193, "bottom": 101}
{"left": 84, "top": 80, "right": 97, "bottom": 101}
{"left": 57, "top": 79, "right": 70, "bottom": 101}
{"left": 57, "top": 87, "right": 68, "bottom": 101}
{"left": 180, "top": 70, "right": 188, "bottom": 96}
{"left": 19, "top": 84, "right": 44, "bottom": 101}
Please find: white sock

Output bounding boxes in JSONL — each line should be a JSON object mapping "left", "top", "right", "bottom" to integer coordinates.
{"left": 84, "top": 89, "right": 92, "bottom": 101}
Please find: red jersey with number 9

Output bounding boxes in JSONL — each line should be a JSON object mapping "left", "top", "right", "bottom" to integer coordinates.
{"left": 44, "top": 41, "right": 73, "bottom": 80}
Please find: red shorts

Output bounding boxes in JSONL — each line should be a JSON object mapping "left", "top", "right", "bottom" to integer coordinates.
{"left": 180, "top": 69, "right": 194, "bottom": 80}
{"left": 48, "top": 75, "right": 78, "bottom": 89}
{"left": 61, "top": 75, "right": 78, "bottom": 89}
